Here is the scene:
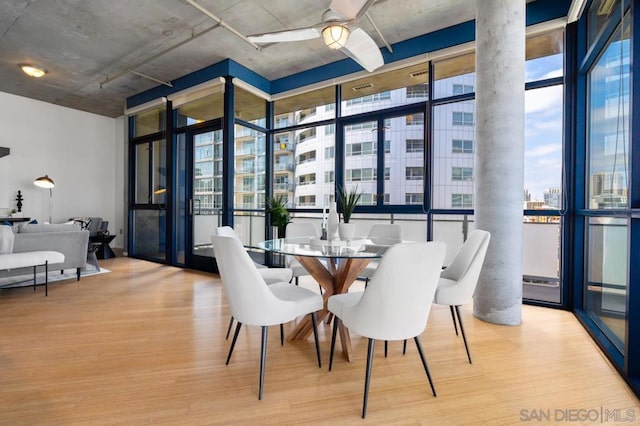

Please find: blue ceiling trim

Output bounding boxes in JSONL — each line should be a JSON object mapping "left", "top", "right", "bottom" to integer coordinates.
{"left": 126, "top": 0, "right": 572, "bottom": 108}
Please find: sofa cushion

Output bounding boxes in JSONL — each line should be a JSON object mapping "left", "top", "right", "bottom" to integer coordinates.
{"left": 18, "top": 223, "right": 81, "bottom": 233}
{"left": 0, "top": 225, "right": 15, "bottom": 254}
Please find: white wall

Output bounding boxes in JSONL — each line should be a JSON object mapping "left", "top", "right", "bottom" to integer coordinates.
{"left": 0, "top": 91, "right": 126, "bottom": 248}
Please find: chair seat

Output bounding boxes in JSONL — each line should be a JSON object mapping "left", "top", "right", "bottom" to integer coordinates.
{"left": 327, "top": 292, "right": 363, "bottom": 320}
{"left": 265, "top": 282, "right": 323, "bottom": 326}
{"left": 359, "top": 260, "right": 379, "bottom": 279}
{"left": 434, "top": 277, "right": 460, "bottom": 305}
{"left": 259, "top": 268, "right": 293, "bottom": 284}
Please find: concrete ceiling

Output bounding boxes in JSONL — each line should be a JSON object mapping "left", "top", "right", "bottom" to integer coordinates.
{"left": 0, "top": 0, "right": 474, "bottom": 118}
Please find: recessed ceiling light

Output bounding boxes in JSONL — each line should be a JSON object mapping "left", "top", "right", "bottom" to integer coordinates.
{"left": 19, "top": 64, "right": 47, "bottom": 78}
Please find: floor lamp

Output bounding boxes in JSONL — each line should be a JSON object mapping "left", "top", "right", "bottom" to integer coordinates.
{"left": 34, "top": 174, "right": 55, "bottom": 223}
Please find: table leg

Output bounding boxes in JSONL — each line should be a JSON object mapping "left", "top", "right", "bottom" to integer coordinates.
{"left": 288, "top": 256, "right": 370, "bottom": 362}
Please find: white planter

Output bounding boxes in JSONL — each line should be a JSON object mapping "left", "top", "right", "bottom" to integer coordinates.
{"left": 338, "top": 223, "right": 356, "bottom": 241}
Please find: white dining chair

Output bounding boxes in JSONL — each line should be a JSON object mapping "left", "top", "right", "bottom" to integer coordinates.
{"left": 285, "top": 222, "right": 320, "bottom": 286}
{"left": 212, "top": 234, "right": 323, "bottom": 400}
{"left": 327, "top": 241, "right": 446, "bottom": 418}
{"left": 434, "top": 229, "right": 490, "bottom": 364}
{"left": 360, "top": 223, "right": 403, "bottom": 285}
{"left": 213, "top": 226, "right": 293, "bottom": 340}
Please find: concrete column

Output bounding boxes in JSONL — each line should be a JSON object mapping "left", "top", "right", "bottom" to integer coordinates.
{"left": 473, "top": 0, "right": 525, "bottom": 325}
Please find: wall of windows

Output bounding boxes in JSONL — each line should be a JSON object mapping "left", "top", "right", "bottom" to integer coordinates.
{"left": 574, "top": 0, "right": 635, "bottom": 389}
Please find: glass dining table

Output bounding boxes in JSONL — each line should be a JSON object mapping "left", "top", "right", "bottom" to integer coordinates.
{"left": 256, "top": 236, "right": 398, "bottom": 362}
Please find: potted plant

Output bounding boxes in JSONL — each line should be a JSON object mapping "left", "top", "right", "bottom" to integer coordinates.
{"left": 266, "top": 195, "right": 290, "bottom": 238}
{"left": 337, "top": 185, "right": 361, "bottom": 240}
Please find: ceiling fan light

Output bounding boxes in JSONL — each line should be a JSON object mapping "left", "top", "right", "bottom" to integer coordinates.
{"left": 322, "top": 25, "right": 350, "bottom": 49}
{"left": 19, "top": 64, "right": 47, "bottom": 78}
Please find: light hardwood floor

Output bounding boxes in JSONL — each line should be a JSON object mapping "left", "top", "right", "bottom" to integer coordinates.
{"left": 1, "top": 257, "right": 638, "bottom": 425}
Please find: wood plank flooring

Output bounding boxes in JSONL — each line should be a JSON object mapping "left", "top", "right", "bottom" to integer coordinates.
{"left": 1, "top": 257, "right": 638, "bottom": 425}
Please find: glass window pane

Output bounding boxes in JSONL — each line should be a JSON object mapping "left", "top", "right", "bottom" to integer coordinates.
{"left": 524, "top": 85, "right": 564, "bottom": 209}
{"left": 525, "top": 28, "right": 564, "bottom": 82}
{"left": 135, "top": 143, "right": 150, "bottom": 203}
{"left": 341, "top": 63, "right": 428, "bottom": 116}
{"left": 382, "top": 113, "right": 425, "bottom": 206}
{"left": 433, "top": 52, "right": 475, "bottom": 99}
{"left": 131, "top": 210, "right": 167, "bottom": 261}
{"left": 235, "top": 87, "right": 266, "bottom": 127}
{"left": 344, "top": 120, "right": 377, "bottom": 205}
{"left": 133, "top": 106, "right": 165, "bottom": 137}
{"left": 235, "top": 125, "right": 266, "bottom": 209}
{"left": 523, "top": 216, "right": 561, "bottom": 303}
{"left": 587, "top": 16, "right": 630, "bottom": 209}
{"left": 274, "top": 86, "right": 335, "bottom": 129}
{"left": 588, "top": 0, "right": 622, "bottom": 46}
{"left": 432, "top": 100, "right": 476, "bottom": 209}
{"left": 274, "top": 123, "right": 335, "bottom": 208}
{"left": 193, "top": 130, "right": 224, "bottom": 214}
{"left": 175, "top": 92, "right": 224, "bottom": 127}
{"left": 585, "top": 217, "right": 627, "bottom": 351}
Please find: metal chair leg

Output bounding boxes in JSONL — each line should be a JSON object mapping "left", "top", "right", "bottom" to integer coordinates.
{"left": 294, "top": 277, "right": 299, "bottom": 286}
{"left": 226, "top": 322, "right": 242, "bottom": 365}
{"left": 329, "top": 317, "right": 339, "bottom": 371}
{"left": 280, "top": 323, "right": 284, "bottom": 346}
{"left": 384, "top": 340, "right": 388, "bottom": 358}
{"left": 362, "top": 338, "right": 375, "bottom": 419}
{"left": 259, "top": 326, "right": 268, "bottom": 400}
{"left": 455, "top": 305, "right": 472, "bottom": 364}
{"left": 414, "top": 336, "right": 437, "bottom": 397}
{"left": 402, "top": 339, "right": 407, "bottom": 355}
{"left": 225, "top": 316, "right": 234, "bottom": 340}
{"left": 310, "top": 312, "right": 321, "bottom": 368}
{"left": 449, "top": 305, "right": 459, "bottom": 336}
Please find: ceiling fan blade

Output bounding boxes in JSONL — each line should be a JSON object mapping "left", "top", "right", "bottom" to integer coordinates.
{"left": 330, "top": 0, "right": 376, "bottom": 20}
{"left": 247, "top": 27, "right": 320, "bottom": 44}
{"left": 339, "top": 28, "right": 384, "bottom": 72}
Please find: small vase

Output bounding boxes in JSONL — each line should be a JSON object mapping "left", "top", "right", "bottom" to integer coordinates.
{"left": 328, "top": 202, "right": 339, "bottom": 241}
{"left": 338, "top": 223, "right": 356, "bottom": 241}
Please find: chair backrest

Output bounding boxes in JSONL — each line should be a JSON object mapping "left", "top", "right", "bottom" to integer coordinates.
{"left": 441, "top": 230, "right": 491, "bottom": 281}
{"left": 440, "top": 230, "right": 491, "bottom": 302}
{"left": 211, "top": 235, "right": 284, "bottom": 326}
{"left": 214, "top": 226, "right": 240, "bottom": 241}
{"left": 285, "top": 222, "right": 320, "bottom": 239}
{"left": 341, "top": 241, "right": 446, "bottom": 341}
{"left": 367, "top": 224, "right": 402, "bottom": 245}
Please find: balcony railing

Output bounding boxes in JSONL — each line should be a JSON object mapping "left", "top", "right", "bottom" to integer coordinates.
{"left": 274, "top": 163, "right": 294, "bottom": 172}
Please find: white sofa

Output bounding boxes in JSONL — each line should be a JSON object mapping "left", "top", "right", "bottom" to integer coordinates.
{"left": 0, "top": 223, "right": 90, "bottom": 281}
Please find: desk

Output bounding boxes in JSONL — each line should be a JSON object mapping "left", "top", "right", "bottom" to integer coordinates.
{"left": 257, "top": 237, "right": 395, "bottom": 362}
{"left": 0, "top": 217, "right": 31, "bottom": 223}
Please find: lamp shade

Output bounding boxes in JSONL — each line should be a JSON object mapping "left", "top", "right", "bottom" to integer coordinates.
{"left": 34, "top": 175, "right": 55, "bottom": 189}
{"left": 322, "top": 25, "right": 350, "bottom": 49}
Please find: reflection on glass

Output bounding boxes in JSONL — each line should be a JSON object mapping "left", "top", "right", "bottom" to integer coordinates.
{"left": 588, "top": 0, "right": 621, "bottom": 46}
{"left": 135, "top": 143, "right": 150, "bottom": 204}
{"left": 432, "top": 100, "right": 476, "bottom": 209}
{"left": 133, "top": 107, "right": 165, "bottom": 137}
{"left": 235, "top": 125, "right": 266, "bottom": 209}
{"left": 587, "top": 14, "right": 630, "bottom": 210}
{"left": 341, "top": 63, "right": 428, "bottom": 116}
{"left": 433, "top": 52, "right": 475, "bottom": 99}
{"left": 525, "top": 28, "right": 564, "bottom": 82}
{"left": 132, "top": 210, "right": 166, "bottom": 261}
{"left": 235, "top": 87, "right": 266, "bottom": 127}
{"left": 175, "top": 92, "right": 224, "bottom": 127}
{"left": 586, "top": 217, "right": 627, "bottom": 351}
{"left": 274, "top": 86, "right": 335, "bottom": 129}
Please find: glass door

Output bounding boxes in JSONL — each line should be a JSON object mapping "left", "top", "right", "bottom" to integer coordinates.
{"left": 175, "top": 125, "right": 223, "bottom": 272}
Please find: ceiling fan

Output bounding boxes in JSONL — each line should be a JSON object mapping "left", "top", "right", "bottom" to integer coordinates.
{"left": 247, "top": 0, "right": 384, "bottom": 72}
